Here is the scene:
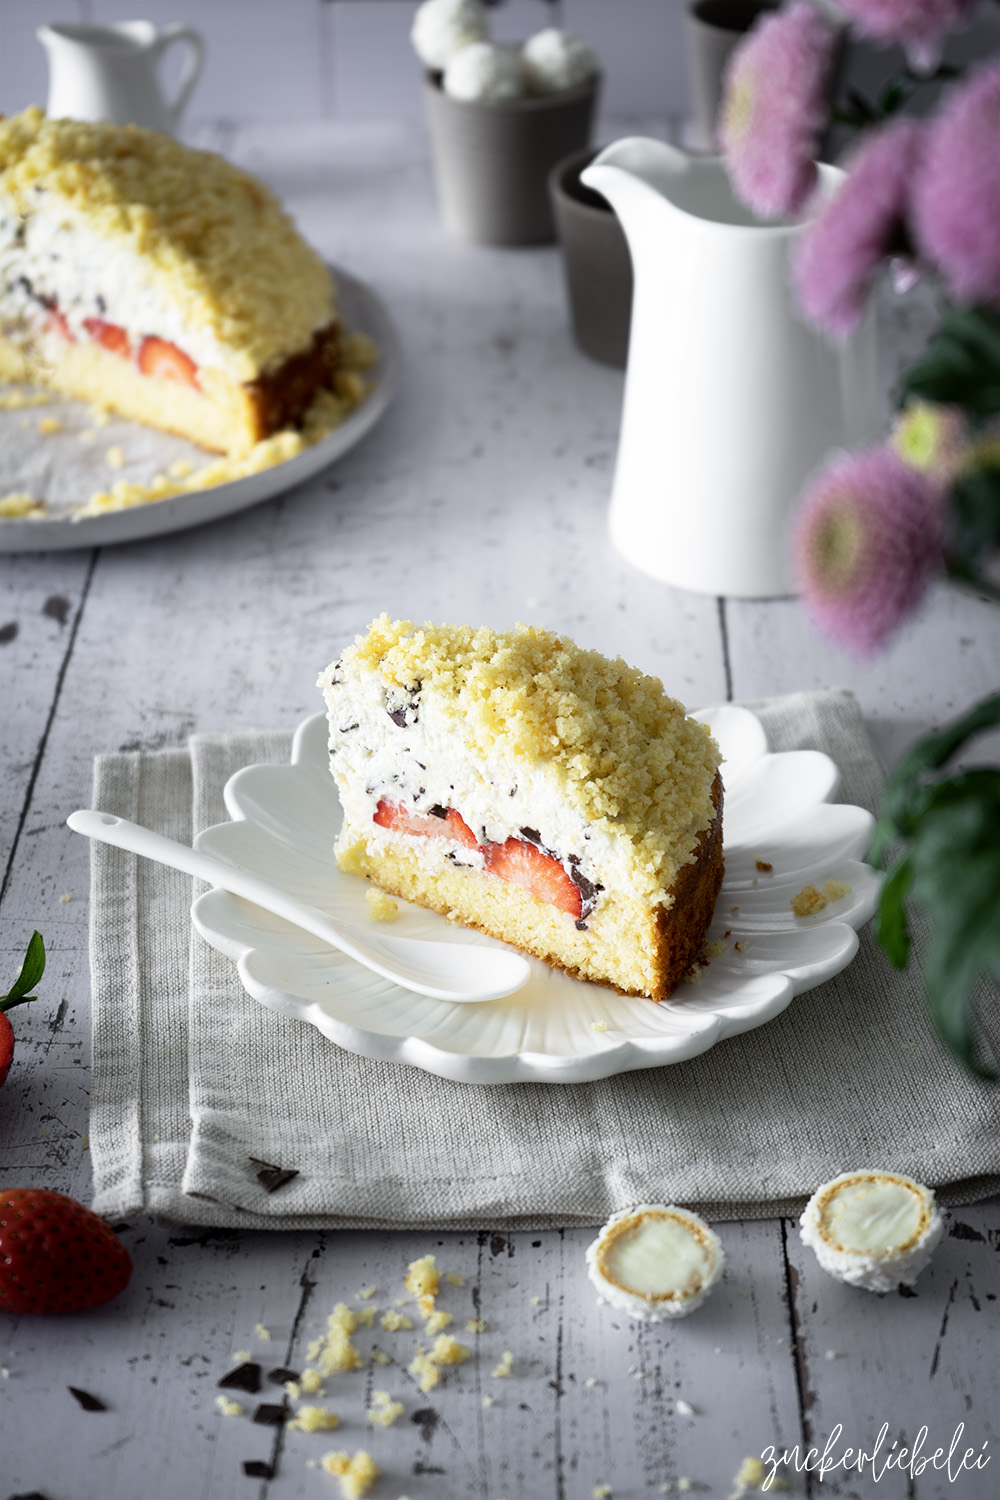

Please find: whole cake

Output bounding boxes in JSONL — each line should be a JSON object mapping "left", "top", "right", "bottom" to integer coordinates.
{"left": 318, "top": 616, "right": 724, "bottom": 999}
{"left": 0, "top": 108, "right": 340, "bottom": 456}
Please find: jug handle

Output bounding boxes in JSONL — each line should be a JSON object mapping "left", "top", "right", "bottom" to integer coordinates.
{"left": 153, "top": 24, "right": 204, "bottom": 127}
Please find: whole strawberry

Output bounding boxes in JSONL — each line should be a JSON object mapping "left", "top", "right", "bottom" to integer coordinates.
{"left": 0, "top": 931, "right": 45, "bottom": 1090}
{"left": 0, "top": 1189, "right": 132, "bottom": 1314}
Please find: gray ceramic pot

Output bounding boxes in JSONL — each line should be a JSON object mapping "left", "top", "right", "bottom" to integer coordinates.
{"left": 548, "top": 147, "right": 633, "bottom": 368}
{"left": 685, "top": 0, "right": 779, "bottom": 149}
{"left": 423, "top": 71, "right": 599, "bottom": 245}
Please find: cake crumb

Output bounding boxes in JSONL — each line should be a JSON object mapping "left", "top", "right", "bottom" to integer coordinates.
{"left": 791, "top": 878, "right": 851, "bottom": 917}
{"left": 380, "top": 1309, "right": 414, "bottom": 1332}
{"left": 289, "top": 1404, "right": 340, "bottom": 1433}
{"left": 233, "top": 1350, "right": 252, "bottom": 1364}
{"left": 584, "top": 1377, "right": 598, "bottom": 1387}
{"left": 60, "top": 892, "right": 72, "bottom": 902}
{"left": 491, "top": 1351, "right": 514, "bottom": 1379}
{"left": 754, "top": 859, "right": 772, "bottom": 872}
{"left": 255, "top": 1325, "right": 271, "bottom": 1342}
{"left": 409, "top": 1334, "right": 471, "bottom": 1392}
{"left": 704, "top": 939, "right": 728, "bottom": 959}
{"left": 355, "top": 1304, "right": 376, "bottom": 1329}
{"left": 590, "top": 1019, "right": 610, "bottom": 1032}
{"left": 366, "top": 888, "right": 398, "bottom": 922}
{"left": 681, "top": 966, "right": 703, "bottom": 985}
{"left": 313, "top": 1304, "right": 366, "bottom": 1373}
{"left": 466, "top": 1318, "right": 487, "bottom": 1333}
{"left": 215, "top": 1395, "right": 243, "bottom": 1417}
{"left": 285, "top": 1380, "right": 301, "bottom": 1401}
{"left": 729, "top": 1454, "right": 786, "bottom": 1495}
{"left": 678, "top": 1482, "right": 692, "bottom": 1494}
{"left": 366, "top": 1389, "right": 405, "bottom": 1427}
{"left": 300, "top": 1367, "right": 324, "bottom": 1394}
{"left": 529, "top": 1296, "right": 541, "bottom": 1306}
{"left": 0, "top": 491, "right": 40, "bottom": 517}
{"left": 105, "top": 444, "right": 125, "bottom": 468}
{"left": 823, "top": 878, "right": 850, "bottom": 901}
{"left": 320, "top": 1449, "right": 380, "bottom": 1498}
{"left": 0, "top": 387, "right": 49, "bottom": 409}
{"left": 594, "top": 1486, "right": 613, "bottom": 1498}
{"left": 730, "top": 906, "right": 739, "bottom": 915}
{"left": 404, "top": 1253, "right": 440, "bottom": 1301}
{"left": 733, "top": 940, "right": 749, "bottom": 953}
{"left": 424, "top": 1308, "right": 452, "bottom": 1335}
{"left": 358, "top": 1285, "right": 376, "bottom": 1300}
{"left": 38, "top": 416, "right": 62, "bottom": 434}
{"left": 371, "top": 1350, "right": 390, "bottom": 1366}
{"left": 444, "top": 1271, "right": 465, "bottom": 1286}
{"left": 482, "top": 1395, "right": 495, "bottom": 1407}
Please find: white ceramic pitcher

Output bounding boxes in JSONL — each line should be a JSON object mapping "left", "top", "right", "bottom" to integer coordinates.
{"left": 38, "top": 20, "right": 204, "bottom": 135}
{"left": 582, "top": 139, "right": 880, "bottom": 598}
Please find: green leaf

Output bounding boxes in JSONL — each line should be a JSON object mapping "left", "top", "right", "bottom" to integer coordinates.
{"left": 902, "top": 306, "right": 1000, "bottom": 419}
{"left": 874, "top": 857, "right": 913, "bottom": 968}
{"left": 0, "top": 930, "right": 45, "bottom": 1011}
{"left": 909, "top": 791, "right": 1000, "bottom": 1079}
{"left": 947, "top": 466, "right": 1000, "bottom": 573}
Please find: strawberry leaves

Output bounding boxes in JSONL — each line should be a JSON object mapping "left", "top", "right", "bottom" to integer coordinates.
{"left": 871, "top": 695, "right": 1000, "bottom": 1078}
{"left": 1, "top": 930, "right": 45, "bottom": 1013}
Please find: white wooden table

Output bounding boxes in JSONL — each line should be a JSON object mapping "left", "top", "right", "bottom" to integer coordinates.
{"left": 1, "top": 119, "right": 997, "bottom": 1500}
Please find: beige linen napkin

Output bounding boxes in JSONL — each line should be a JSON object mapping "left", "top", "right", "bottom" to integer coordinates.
{"left": 88, "top": 689, "right": 1000, "bottom": 1227}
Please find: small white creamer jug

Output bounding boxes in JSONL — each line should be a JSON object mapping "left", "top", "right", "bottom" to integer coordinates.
{"left": 38, "top": 20, "right": 204, "bottom": 136}
{"left": 582, "top": 139, "right": 881, "bottom": 598}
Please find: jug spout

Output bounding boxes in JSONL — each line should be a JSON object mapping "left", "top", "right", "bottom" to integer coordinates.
{"left": 580, "top": 138, "right": 689, "bottom": 250}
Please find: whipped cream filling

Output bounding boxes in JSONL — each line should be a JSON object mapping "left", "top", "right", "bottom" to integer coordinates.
{"left": 0, "top": 190, "right": 233, "bottom": 375}
{"left": 320, "top": 663, "right": 659, "bottom": 916}
{"left": 819, "top": 1177, "right": 924, "bottom": 1255}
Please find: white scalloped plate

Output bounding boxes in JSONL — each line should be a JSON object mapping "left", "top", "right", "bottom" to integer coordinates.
{"left": 190, "top": 707, "right": 881, "bottom": 1085}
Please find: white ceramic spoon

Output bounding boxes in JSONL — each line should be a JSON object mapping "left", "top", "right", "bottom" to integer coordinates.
{"left": 67, "top": 809, "right": 532, "bottom": 1004}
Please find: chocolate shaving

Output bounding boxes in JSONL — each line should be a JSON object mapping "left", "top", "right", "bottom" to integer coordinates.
{"left": 252, "top": 1402, "right": 288, "bottom": 1426}
{"left": 68, "top": 1386, "right": 107, "bottom": 1411}
{"left": 242, "top": 1461, "right": 275, "bottom": 1479}
{"left": 248, "top": 1157, "right": 300, "bottom": 1194}
{"left": 267, "top": 1366, "right": 300, "bottom": 1385}
{"left": 218, "top": 1362, "right": 262, "bottom": 1393}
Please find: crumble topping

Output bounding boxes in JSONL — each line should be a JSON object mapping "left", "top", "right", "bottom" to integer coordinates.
{"left": 790, "top": 878, "right": 851, "bottom": 917}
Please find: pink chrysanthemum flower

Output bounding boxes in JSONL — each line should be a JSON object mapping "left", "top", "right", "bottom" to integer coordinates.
{"left": 718, "top": 3, "right": 837, "bottom": 220}
{"left": 793, "top": 445, "right": 945, "bottom": 656}
{"left": 912, "top": 60, "right": 1000, "bottom": 305}
{"left": 792, "top": 119, "right": 925, "bottom": 339}
{"left": 835, "top": 1, "right": 976, "bottom": 73}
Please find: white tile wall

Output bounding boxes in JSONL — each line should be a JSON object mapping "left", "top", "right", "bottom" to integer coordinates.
{"left": 0, "top": 0, "right": 695, "bottom": 122}
{"left": 2, "top": 1, "right": 996, "bottom": 127}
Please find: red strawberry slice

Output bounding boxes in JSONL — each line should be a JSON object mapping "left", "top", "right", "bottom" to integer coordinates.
{"left": 0, "top": 1188, "right": 132, "bottom": 1315}
{"left": 1, "top": 930, "right": 44, "bottom": 1091}
{"left": 45, "top": 309, "right": 75, "bottom": 342}
{"left": 374, "top": 800, "right": 479, "bottom": 848}
{"left": 137, "top": 335, "right": 200, "bottom": 390}
{"left": 83, "top": 317, "right": 132, "bottom": 358}
{"left": 483, "top": 837, "right": 582, "bottom": 918}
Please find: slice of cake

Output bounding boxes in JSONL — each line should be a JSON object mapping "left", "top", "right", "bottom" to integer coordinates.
{"left": 318, "top": 616, "right": 724, "bottom": 1000}
{"left": 0, "top": 108, "right": 340, "bottom": 456}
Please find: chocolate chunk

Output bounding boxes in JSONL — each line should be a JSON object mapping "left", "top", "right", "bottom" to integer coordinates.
{"left": 520, "top": 827, "right": 542, "bottom": 845}
{"left": 428, "top": 805, "right": 449, "bottom": 819}
{"left": 252, "top": 1403, "right": 288, "bottom": 1426}
{"left": 68, "top": 1387, "right": 107, "bottom": 1411}
{"left": 218, "top": 1362, "right": 262, "bottom": 1393}
{"left": 267, "top": 1366, "right": 300, "bottom": 1385}
{"left": 248, "top": 1157, "right": 300, "bottom": 1194}
{"left": 385, "top": 680, "right": 421, "bottom": 727}
{"left": 569, "top": 865, "right": 603, "bottom": 919}
{"left": 575, "top": 920, "right": 588, "bottom": 932}
{"left": 242, "top": 1461, "right": 275, "bottom": 1479}
{"left": 339, "top": 722, "right": 359, "bottom": 733}
{"left": 8, "top": 1492, "right": 50, "bottom": 1499}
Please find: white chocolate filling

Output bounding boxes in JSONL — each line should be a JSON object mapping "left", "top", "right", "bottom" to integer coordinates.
{"left": 586, "top": 1205, "right": 724, "bottom": 1321}
{"left": 817, "top": 1176, "right": 925, "bottom": 1255}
